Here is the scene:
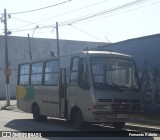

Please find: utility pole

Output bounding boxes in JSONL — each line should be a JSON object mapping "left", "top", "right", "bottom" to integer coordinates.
{"left": 4, "top": 9, "right": 10, "bottom": 106}
{"left": 27, "top": 25, "right": 39, "bottom": 61}
{"left": 56, "top": 22, "right": 60, "bottom": 56}
{"left": 27, "top": 34, "right": 32, "bottom": 60}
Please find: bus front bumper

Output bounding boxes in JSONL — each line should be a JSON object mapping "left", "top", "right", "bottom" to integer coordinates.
{"left": 92, "top": 113, "right": 143, "bottom": 123}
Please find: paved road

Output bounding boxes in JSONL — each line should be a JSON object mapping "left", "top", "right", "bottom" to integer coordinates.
{"left": 0, "top": 100, "right": 160, "bottom": 140}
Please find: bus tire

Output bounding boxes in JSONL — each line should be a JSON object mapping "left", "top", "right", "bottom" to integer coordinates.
{"left": 113, "top": 122, "right": 125, "bottom": 129}
{"left": 74, "top": 110, "right": 85, "bottom": 130}
{"left": 32, "top": 104, "right": 47, "bottom": 122}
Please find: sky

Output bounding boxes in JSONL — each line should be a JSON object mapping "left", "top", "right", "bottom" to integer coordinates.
{"left": 0, "top": 0, "right": 160, "bottom": 43}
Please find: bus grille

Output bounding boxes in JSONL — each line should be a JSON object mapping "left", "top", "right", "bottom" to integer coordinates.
{"left": 98, "top": 99, "right": 141, "bottom": 112}
{"left": 111, "top": 104, "right": 130, "bottom": 112}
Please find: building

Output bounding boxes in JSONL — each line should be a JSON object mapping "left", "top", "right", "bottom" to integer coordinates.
{"left": 0, "top": 35, "right": 106, "bottom": 99}
{"left": 94, "top": 34, "right": 160, "bottom": 113}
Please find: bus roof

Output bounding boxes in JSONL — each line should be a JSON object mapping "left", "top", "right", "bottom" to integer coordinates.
{"left": 18, "top": 50, "right": 133, "bottom": 64}
{"left": 81, "top": 51, "right": 133, "bottom": 58}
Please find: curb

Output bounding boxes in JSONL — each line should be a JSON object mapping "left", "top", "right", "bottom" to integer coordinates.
{"left": 128, "top": 121, "right": 160, "bottom": 128}
{"left": 0, "top": 105, "right": 17, "bottom": 110}
{"left": 127, "top": 113, "right": 160, "bottom": 127}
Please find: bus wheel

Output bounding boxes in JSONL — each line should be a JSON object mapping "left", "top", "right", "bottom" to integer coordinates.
{"left": 32, "top": 104, "right": 47, "bottom": 122}
{"left": 74, "top": 110, "right": 84, "bottom": 130}
{"left": 113, "top": 122, "right": 125, "bottom": 129}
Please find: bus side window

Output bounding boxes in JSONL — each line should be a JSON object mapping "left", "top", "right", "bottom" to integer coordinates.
{"left": 78, "top": 59, "right": 90, "bottom": 90}
{"left": 18, "top": 64, "right": 30, "bottom": 85}
{"left": 70, "top": 57, "right": 79, "bottom": 86}
{"left": 44, "top": 59, "right": 59, "bottom": 86}
{"left": 31, "top": 62, "right": 43, "bottom": 85}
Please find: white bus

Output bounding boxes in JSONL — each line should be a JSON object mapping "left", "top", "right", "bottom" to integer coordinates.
{"left": 17, "top": 51, "right": 142, "bottom": 129}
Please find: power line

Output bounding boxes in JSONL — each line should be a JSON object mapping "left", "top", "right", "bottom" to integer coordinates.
{"left": 11, "top": 17, "right": 45, "bottom": 27}
{"left": 80, "top": 0, "right": 160, "bottom": 24}
{"left": 59, "top": 0, "right": 151, "bottom": 25}
{"left": 105, "top": 36, "right": 111, "bottom": 43}
{"left": 68, "top": 24, "right": 106, "bottom": 42}
{"left": 10, "top": 25, "right": 53, "bottom": 33}
{"left": 33, "top": 0, "right": 109, "bottom": 23}
{"left": 9, "top": 0, "right": 72, "bottom": 15}
{"left": 9, "top": 24, "right": 107, "bottom": 43}
{"left": 9, "top": 0, "right": 109, "bottom": 31}
{"left": 8, "top": 0, "right": 151, "bottom": 32}
{"left": 8, "top": 0, "right": 157, "bottom": 36}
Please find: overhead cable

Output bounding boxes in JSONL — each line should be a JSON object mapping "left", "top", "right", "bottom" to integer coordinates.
{"left": 69, "top": 24, "right": 106, "bottom": 42}
{"left": 9, "top": 0, "right": 155, "bottom": 34}
{"left": 9, "top": 0, "right": 72, "bottom": 15}
{"left": 79, "top": 0, "right": 160, "bottom": 24}
{"left": 11, "top": 17, "right": 45, "bottom": 27}
{"left": 9, "top": 0, "right": 109, "bottom": 30}
{"left": 59, "top": 0, "right": 151, "bottom": 25}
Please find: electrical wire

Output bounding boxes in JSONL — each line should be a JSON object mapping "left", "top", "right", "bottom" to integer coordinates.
{"left": 11, "top": 17, "right": 45, "bottom": 27}
{"left": 68, "top": 24, "right": 106, "bottom": 42}
{"left": 10, "top": 25, "right": 54, "bottom": 33}
{"left": 12, "top": 0, "right": 149, "bottom": 32}
{"left": 9, "top": 0, "right": 151, "bottom": 32}
{"left": 9, "top": 0, "right": 109, "bottom": 31}
{"left": 80, "top": 0, "right": 160, "bottom": 24}
{"left": 105, "top": 36, "right": 111, "bottom": 43}
{"left": 8, "top": 0, "right": 158, "bottom": 37}
{"left": 58, "top": 0, "right": 151, "bottom": 26}
{"left": 32, "top": 0, "right": 109, "bottom": 24}
{"left": 9, "top": 0, "right": 72, "bottom": 15}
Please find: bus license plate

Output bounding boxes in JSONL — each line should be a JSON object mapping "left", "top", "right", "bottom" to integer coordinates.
{"left": 117, "top": 114, "right": 127, "bottom": 118}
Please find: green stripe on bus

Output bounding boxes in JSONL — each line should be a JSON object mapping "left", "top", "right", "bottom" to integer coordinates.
{"left": 24, "top": 86, "right": 35, "bottom": 101}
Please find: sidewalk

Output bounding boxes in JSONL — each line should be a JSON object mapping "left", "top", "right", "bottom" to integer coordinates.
{"left": 0, "top": 100, "right": 17, "bottom": 110}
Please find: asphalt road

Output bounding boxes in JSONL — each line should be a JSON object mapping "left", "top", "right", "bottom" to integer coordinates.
{"left": 0, "top": 100, "right": 160, "bottom": 140}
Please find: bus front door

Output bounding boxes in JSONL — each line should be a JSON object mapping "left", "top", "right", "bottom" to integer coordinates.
{"left": 59, "top": 68, "right": 68, "bottom": 118}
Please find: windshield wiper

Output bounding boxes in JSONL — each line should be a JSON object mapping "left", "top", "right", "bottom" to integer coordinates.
{"left": 94, "top": 82, "right": 139, "bottom": 91}
{"left": 94, "top": 82, "right": 122, "bottom": 91}
{"left": 126, "top": 85, "right": 140, "bottom": 91}
{"left": 110, "top": 82, "right": 140, "bottom": 91}
{"left": 107, "top": 82, "right": 124, "bottom": 92}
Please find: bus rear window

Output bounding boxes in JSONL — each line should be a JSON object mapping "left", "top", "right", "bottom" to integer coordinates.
{"left": 18, "top": 64, "right": 30, "bottom": 85}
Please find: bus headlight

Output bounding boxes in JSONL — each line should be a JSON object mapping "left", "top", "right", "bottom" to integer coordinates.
{"left": 98, "top": 105, "right": 103, "bottom": 109}
{"left": 93, "top": 104, "right": 112, "bottom": 111}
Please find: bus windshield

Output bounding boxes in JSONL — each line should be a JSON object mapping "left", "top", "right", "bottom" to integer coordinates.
{"left": 91, "top": 57, "right": 140, "bottom": 91}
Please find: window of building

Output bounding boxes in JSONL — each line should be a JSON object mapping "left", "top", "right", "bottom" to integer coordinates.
{"left": 44, "top": 60, "right": 59, "bottom": 85}
{"left": 31, "top": 62, "right": 43, "bottom": 85}
{"left": 19, "top": 64, "right": 30, "bottom": 85}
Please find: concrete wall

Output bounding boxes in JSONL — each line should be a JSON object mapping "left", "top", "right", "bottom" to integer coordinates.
{"left": 0, "top": 35, "right": 105, "bottom": 99}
